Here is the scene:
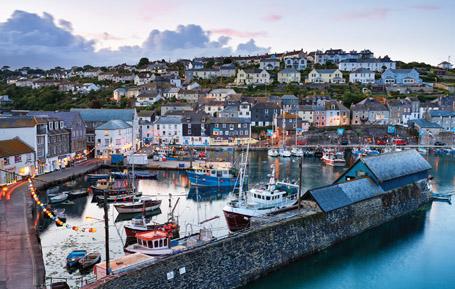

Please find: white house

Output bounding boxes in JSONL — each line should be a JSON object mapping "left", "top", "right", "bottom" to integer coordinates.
{"left": 112, "top": 88, "right": 127, "bottom": 102}
{"left": 278, "top": 68, "right": 301, "bottom": 84}
{"left": 135, "top": 92, "right": 161, "bottom": 107}
{"left": 283, "top": 55, "right": 307, "bottom": 70}
{"left": 307, "top": 69, "right": 345, "bottom": 84}
{"left": 79, "top": 83, "right": 100, "bottom": 94}
{"left": 259, "top": 57, "right": 280, "bottom": 70}
{"left": 338, "top": 57, "right": 396, "bottom": 72}
{"left": 349, "top": 68, "right": 375, "bottom": 84}
{"left": 95, "top": 120, "right": 133, "bottom": 158}
{"left": 235, "top": 69, "right": 271, "bottom": 85}
{"left": 207, "top": 88, "right": 236, "bottom": 101}
{"left": 152, "top": 115, "right": 183, "bottom": 145}
{"left": 134, "top": 73, "right": 154, "bottom": 85}
{"left": 0, "top": 138, "right": 36, "bottom": 185}
{"left": 438, "top": 61, "right": 453, "bottom": 70}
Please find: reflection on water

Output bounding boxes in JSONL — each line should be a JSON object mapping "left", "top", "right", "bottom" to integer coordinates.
{"left": 38, "top": 153, "right": 454, "bottom": 288}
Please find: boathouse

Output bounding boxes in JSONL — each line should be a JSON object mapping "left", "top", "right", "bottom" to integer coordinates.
{"left": 335, "top": 149, "right": 431, "bottom": 191}
{"left": 304, "top": 150, "right": 431, "bottom": 212}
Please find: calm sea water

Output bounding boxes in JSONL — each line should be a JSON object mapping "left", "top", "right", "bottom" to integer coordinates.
{"left": 38, "top": 152, "right": 455, "bottom": 288}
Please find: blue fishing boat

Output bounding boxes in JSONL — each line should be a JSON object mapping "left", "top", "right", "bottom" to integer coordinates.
{"left": 66, "top": 250, "right": 87, "bottom": 268}
{"left": 187, "top": 166, "right": 238, "bottom": 188}
{"left": 130, "top": 171, "right": 158, "bottom": 180}
{"left": 111, "top": 171, "right": 129, "bottom": 179}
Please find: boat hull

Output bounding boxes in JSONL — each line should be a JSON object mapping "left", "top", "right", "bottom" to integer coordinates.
{"left": 187, "top": 171, "right": 237, "bottom": 187}
{"left": 223, "top": 209, "right": 251, "bottom": 232}
{"left": 114, "top": 203, "right": 161, "bottom": 214}
{"left": 124, "top": 223, "right": 179, "bottom": 238}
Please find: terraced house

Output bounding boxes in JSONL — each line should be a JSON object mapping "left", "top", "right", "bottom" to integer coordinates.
{"left": 235, "top": 69, "right": 271, "bottom": 85}
{"left": 307, "top": 69, "right": 345, "bottom": 84}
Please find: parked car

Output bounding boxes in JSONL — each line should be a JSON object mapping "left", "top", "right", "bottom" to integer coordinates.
{"left": 341, "top": 140, "right": 349, "bottom": 145}
{"left": 376, "top": 139, "right": 387, "bottom": 145}
{"left": 393, "top": 138, "right": 407, "bottom": 145}
{"left": 434, "top": 141, "right": 446, "bottom": 146}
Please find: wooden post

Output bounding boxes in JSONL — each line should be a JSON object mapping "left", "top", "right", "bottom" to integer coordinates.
{"left": 298, "top": 154, "right": 303, "bottom": 210}
{"left": 103, "top": 190, "right": 110, "bottom": 276}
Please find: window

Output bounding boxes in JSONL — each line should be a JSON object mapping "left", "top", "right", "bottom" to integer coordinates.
{"left": 104, "top": 139, "right": 110, "bottom": 146}
{"left": 3, "top": 157, "right": 10, "bottom": 165}
{"left": 154, "top": 240, "right": 159, "bottom": 247}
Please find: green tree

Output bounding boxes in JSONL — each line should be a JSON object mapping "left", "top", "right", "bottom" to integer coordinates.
{"left": 137, "top": 57, "right": 150, "bottom": 68}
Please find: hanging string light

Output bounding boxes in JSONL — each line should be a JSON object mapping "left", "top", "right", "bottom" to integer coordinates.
{"left": 27, "top": 177, "right": 97, "bottom": 233}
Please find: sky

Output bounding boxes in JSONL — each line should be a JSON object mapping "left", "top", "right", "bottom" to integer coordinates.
{"left": 0, "top": 0, "right": 454, "bottom": 68}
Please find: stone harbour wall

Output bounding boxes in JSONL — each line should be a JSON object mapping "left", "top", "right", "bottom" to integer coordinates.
{"left": 87, "top": 182, "right": 431, "bottom": 289}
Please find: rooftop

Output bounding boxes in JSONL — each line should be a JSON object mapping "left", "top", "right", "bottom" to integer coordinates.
{"left": 413, "top": 119, "right": 442, "bottom": 129}
{"left": 71, "top": 108, "right": 136, "bottom": 122}
{"left": 0, "top": 138, "right": 35, "bottom": 158}
{"left": 95, "top": 119, "right": 131, "bottom": 130}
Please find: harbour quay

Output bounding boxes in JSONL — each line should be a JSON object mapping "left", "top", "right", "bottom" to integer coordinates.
{"left": 85, "top": 150, "right": 433, "bottom": 289}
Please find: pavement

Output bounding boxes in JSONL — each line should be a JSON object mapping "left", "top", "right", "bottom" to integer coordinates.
{"left": 0, "top": 159, "right": 102, "bottom": 289}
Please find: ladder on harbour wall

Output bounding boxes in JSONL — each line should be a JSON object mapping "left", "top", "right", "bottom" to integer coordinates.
{"left": 43, "top": 276, "right": 97, "bottom": 288}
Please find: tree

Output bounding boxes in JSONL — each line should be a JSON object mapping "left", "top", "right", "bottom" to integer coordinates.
{"left": 138, "top": 57, "right": 150, "bottom": 67}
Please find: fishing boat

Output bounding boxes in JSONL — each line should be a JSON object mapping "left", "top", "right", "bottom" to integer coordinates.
{"left": 78, "top": 252, "right": 101, "bottom": 269}
{"left": 124, "top": 228, "right": 214, "bottom": 256}
{"left": 279, "top": 148, "right": 292, "bottom": 157}
{"left": 186, "top": 164, "right": 238, "bottom": 188}
{"left": 267, "top": 148, "right": 279, "bottom": 157}
{"left": 96, "top": 191, "right": 141, "bottom": 203}
{"left": 87, "top": 173, "right": 109, "bottom": 181}
{"left": 223, "top": 167, "right": 299, "bottom": 231}
{"left": 67, "top": 189, "right": 88, "bottom": 199}
{"left": 321, "top": 151, "right": 346, "bottom": 167}
{"left": 89, "top": 179, "right": 132, "bottom": 196}
{"left": 291, "top": 147, "right": 304, "bottom": 157}
{"left": 114, "top": 197, "right": 161, "bottom": 214}
{"left": 66, "top": 250, "right": 87, "bottom": 268}
{"left": 124, "top": 217, "right": 179, "bottom": 238}
{"left": 130, "top": 171, "right": 158, "bottom": 180}
{"left": 111, "top": 171, "right": 129, "bottom": 179}
{"left": 49, "top": 192, "right": 69, "bottom": 204}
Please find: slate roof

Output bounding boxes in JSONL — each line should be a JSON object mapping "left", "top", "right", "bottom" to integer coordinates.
{"left": 26, "top": 111, "right": 83, "bottom": 127}
{"left": 279, "top": 68, "right": 299, "bottom": 74}
{"left": 315, "top": 69, "right": 338, "bottom": 74}
{"left": 307, "top": 178, "right": 384, "bottom": 213}
{"left": 0, "top": 138, "right": 34, "bottom": 158}
{"left": 429, "top": 110, "right": 455, "bottom": 117}
{"left": 413, "top": 119, "right": 442, "bottom": 129}
{"left": 361, "top": 150, "right": 431, "bottom": 182}
{"left": 351, "top": 68, "right": 374, "bottom": 73}
{"left": 71, "top": 108, "right": 136, "bottom": 122}
{"left": 96, "top": 120, "right": 131, "bottom": 130}
{"left": 154, "top": 115, "right": 183, "bottom": 125}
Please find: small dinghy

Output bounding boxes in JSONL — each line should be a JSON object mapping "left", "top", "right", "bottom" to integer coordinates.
{"left": 432, "top": 193, "right": 452, "bottom": 203}
{"left": 78, "top": 252, "right": 101, "bottom": 269}
{"left": 68, "top": 189, "right": 88, "bottom": 199}
{"left": 66, "top": 250, "right": 87, "bottom": 268}
{"left": 49, "top": 192, "right": 69, "bottom": 204}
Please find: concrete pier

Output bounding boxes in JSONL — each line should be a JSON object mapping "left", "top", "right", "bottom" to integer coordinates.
{"left": 0, "top": 159, "right": 102, "bottom": 289}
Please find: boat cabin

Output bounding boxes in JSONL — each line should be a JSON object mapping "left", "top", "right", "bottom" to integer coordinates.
{"left": 95, "top": 179, "right": 110, "bottom": 190}
{"left": 135, "top": 230, "right": 170, "bottom": 250}
{"left": 193, "top": 168, "right": 233, "bottom": 178}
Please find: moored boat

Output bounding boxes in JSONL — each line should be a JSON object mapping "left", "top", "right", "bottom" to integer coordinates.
{"left": 87, "top": 173, "right": 109, "bottom": 181}
{"left": 78, "top": 252, "right": 101, "bottom": 269}
{"left": 267, "top": 148, "right": 279, "bottom": 157}
{"left": 124, "top": 217, "right": 179, "bottom": 238}
{"left": 67, "top": 189, "right": 88, "bottom": 199}
{"left": 279, "top": 148, "right": 291, "bottom": 157}
{"left": 186, "top": 164, "right": 238, "bottom": 188}
{"left": 49, "top": 192, "right": 69, "bottom": 204}
{"left": 114, "top": 197, "right": 161, "bottom": 214}
{"left": 66, "top": 250, "right": 87, "bottom": 268}
{"left": 291, "top": 147, "right": 304, "bottom": 157}
{"left": 96, "top": 191, "right": 141, "bottom": 203}
{"left": 130, "top": 171, "right": 158, "bottom": 180}
{"left": 223, "top": 165, "right": 299, "bottom": 232}
{"left": 321, "top": 151, "right": 346, "bottom": 167}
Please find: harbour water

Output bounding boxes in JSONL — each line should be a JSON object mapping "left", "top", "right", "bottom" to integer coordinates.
{"left": 38, "top": 152, "right": 454, "bottom": 288}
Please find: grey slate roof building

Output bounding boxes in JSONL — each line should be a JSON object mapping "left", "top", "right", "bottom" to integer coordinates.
{"left": 306, "top": 150, "right": 431, "bottom": 213}
{"left": 306, "top": 178, "right": 385, "bottom": 213}
{"left": 336, "top": 150, "right": 431, "bottom": 191}
{"left": 96, "top": 119, "right": 131, "bottom": 130}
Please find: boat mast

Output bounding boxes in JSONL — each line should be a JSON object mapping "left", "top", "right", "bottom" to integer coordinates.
{"left": 237, "top": 124, "right": 251, "bottom": 204}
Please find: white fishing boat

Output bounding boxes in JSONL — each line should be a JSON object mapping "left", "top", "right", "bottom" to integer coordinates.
{"left": 224, "top": 148, "right": 300, "bottom": 231}
{"left": 49, "top": 192, "right": 69, "bottom": 204}
{"left": 321, "top": 151, "right": 346, "bottom": 167}
{"left": 291, "top": 147, "right": 304, "bottom": 157}
{"left": 267, "top": 148, "right": 279, "bottom": 157}
{"left": 279, "top": 148, "right": 292, "bottom": 157}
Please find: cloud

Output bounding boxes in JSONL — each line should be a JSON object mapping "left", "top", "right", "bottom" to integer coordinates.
{"left": 210, "top": 28, "right": 268, "bottom": 38}
{"left": 337, "top": 8, "right": 392, "bottom": 21}
{"left": 263, "top": 14, "right": 282, "bottom": 22}
{"left": 234, "top": 39, "right": 270, "bottom": 56}
{"left": 0, "top": 10, "right": 270, "bottom": 68}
